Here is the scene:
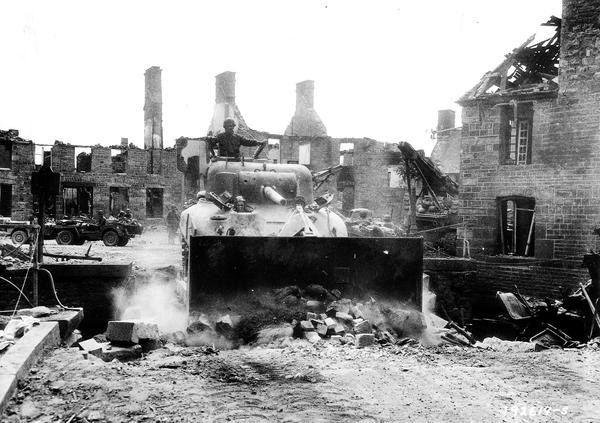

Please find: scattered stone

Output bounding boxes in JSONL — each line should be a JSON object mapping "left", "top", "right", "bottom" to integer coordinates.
{"left": 106, "top": 320, "right": 160, "bottom": 344}
{"left": 324, "top": 317, "right": 337, "bottom": 329}
{"left": 319, "top": 313, "right": 329, "bottom": 321}
{"left": 215, "top": 315, "right": 234, "bottom": 338}
{"left": 304, "top": 331, "right": 322, "bottom": 344}
{"left": 300, "top": 320, "right": 315, "bottom": 331}
{"left": 20, "top": 400, "right": 40, "bottom": 419}
{"left": 309, "top": 318, "right": 324, "bottom": 327}
{"left": 187, "top": 317, "right": 212, "bottom": 335}
{"left": 316, "top": 324, "right": 328, "bottom": 336}
{"left": 92, "top": 344, "right": 143, "bottom": 362}
{"left": 330, "top": 289, "right": 342, "bottom": 299}
{"left": 283, "top": 295, "right": 302, "bottom": 306}
{"left": 78, "top": 338, "right": 105, "bottom": 355}
{"left": 335, "top": 312, "right": 353, "bottom": 322}
{"left": 330, "top": 335, "right": 342, "bottom": 343}
{"left": 344, "top": 334, "right": 355, "bottom": 344}
{"left": 87, "top": 410, "right": 105, "bottom": 421}
{"left": 333, "top": 324, "right": 345, "bottom": 335}
{"left": 354, "top": 320, "right": 371, "bottom": 334}
{"left": 355, "top": 333, "right": 375, "bottom": 348}
{"left": 306, "top": 312, "right": 318, "bottom": 321}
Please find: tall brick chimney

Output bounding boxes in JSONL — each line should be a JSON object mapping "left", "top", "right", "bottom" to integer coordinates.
{"left": 144, "top": 66, "right": 163, "bottom": 150}
{"left": 284, "top": 80, "right": 327, "bottom": 137}
{"left": 215, "top": 71, "right": 236, "bottom": 104}
{"left": 437, "top": 110, "right": 456, "bottom": 131}
{"left": 207, "top": 71, "right": 257, "bottom": 139}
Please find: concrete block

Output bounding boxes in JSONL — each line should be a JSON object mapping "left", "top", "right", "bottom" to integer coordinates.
{"left": 333, "top": 324, "right": 345, "bottom": 335}
{"left": 354, "top": 320, "right": 372, "bottom": 334}
{"left": 78, "top": 338, "right": 105, "bottom": 355}
{"left": 106, "top": 320, "right": 159, "bottom": 344}
{"left": 300, "top": 320, "right": 315, "bottom": 331}
{"left": 319, "top": 313, "right": 329, "bottom": 321}
{"left": 355, "top": 333, "right": 375, "bottom": 348}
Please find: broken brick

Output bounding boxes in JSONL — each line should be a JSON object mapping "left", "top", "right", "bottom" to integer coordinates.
{"left": 354, "top": 320, "right": 372, "bottom": 334}
{"left": 78, "top": 338, "right": 105, "bottom": 355}
{"left": 333, "top": 324, "right": 345, "bottom": 335}
{"left": 355, "top": 333, "right": 375, "bottom": 348}
{"left": 306, "top": 312, "right": 318, "bottom": 321}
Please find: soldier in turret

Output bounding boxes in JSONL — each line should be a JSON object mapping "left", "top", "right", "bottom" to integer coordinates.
{"left": 210, "top": 118, "right": 265, "bottom": 159}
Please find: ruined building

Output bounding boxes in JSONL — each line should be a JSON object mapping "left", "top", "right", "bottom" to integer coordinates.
{"left": 177, "top": 73, "right": 407, "bottom": 223}
{"left": 445, "top": 0, "right": 600, "bottom": 260}
{"left": 0, "top": 66, "right": 181, "bottom": 221}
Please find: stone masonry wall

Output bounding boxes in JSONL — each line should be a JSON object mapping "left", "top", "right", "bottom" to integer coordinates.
{"left": 458, "top": 1, "right": 600, "bottom": 259}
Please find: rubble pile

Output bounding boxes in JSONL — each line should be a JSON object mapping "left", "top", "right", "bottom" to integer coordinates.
{"left": 0, "top": 307, "right": 58, "bottom": 353}
{"left": 78, "top": 320, "right": 164, "bottom": 362}
{"left": 0, "top": 242, "right": 31, "bottom": 270}
{"left": 181, "top": 284, "right": 474, "bottom": 349}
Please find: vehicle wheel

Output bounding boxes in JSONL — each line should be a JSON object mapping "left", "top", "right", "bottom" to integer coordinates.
{"left": 117, "top": 236, "right": 129, "bottom": 246}
{"left": 11, "top": 229, "right": 29, "bottom": 245}
{"left": 56, "top": 230, "right": 75, "bottom": 245}
{"left": 102, "top": 230, "right": 119, "bottom": 246}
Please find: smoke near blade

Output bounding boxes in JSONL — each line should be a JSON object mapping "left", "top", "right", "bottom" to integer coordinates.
{"left": 111, "top": 277, "right": 188, "bottom": 334}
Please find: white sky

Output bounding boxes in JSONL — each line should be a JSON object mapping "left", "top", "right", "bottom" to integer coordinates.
{"left": 0, "top": 0, "right": 561, "bottom": 154}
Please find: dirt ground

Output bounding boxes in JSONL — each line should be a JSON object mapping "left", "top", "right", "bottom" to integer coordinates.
{"left": 3, "top": 227, "right": 600, "bottom": 422}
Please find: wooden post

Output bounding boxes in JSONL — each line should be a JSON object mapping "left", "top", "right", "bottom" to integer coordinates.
{"left": 524, "top": 212, "right": 535, "bottom": 256}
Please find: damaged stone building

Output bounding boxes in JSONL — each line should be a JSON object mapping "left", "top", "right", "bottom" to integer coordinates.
{"left": 0, "top": 66, "right": 181, "bottom": 221}
{"left": 443, "top": 1, "right": 600, "bottom": 260}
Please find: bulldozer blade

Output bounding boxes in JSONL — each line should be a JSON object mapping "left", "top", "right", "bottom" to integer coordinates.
{"left": 188, "top": 236, "right": 423, "bottom": 313}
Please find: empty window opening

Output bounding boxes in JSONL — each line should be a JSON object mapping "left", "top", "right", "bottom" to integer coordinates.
{"left": 0, "top": 184, "right": 12, "bottom": 217}
{"left": 498, "top": 196, "right": 535, "bottom": 256}
{"left": 500, "top": 103, "right": 533, "bottom": 165}
{"left": 111, "top": 149, "right": 127, "bottom": 173}
{"left": 299, "top": 143, "right": 311, "bottom": 165}
{"left": 75, "top": 147, "right": 92, "bottom": 172}
{"left": 339, "top": 143, "right": 354, "bottom": 165}
{"left": 63, "top": 186, "right": 93, "bottom": 218}
{"left": 110, "top": 187, "right": 129, "bottom": 217}
{"left": 35, "top": 145, "right": 52, "bottom": 167}
{"left": 387, "top": 166, "right": 403, "bottom": 188}
{"left": 267, "top": 139, "right": 280, "bottom": 163}
{"left": 146, "top": 188, "right": 163, "bottom": 218}
{"left": 0, "top": 141, "right": 12, "bottom": 169}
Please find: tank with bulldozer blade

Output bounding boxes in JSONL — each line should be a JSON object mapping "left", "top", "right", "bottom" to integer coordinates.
{"left": 179, "top": 141, "right": 423, "bottom": 316}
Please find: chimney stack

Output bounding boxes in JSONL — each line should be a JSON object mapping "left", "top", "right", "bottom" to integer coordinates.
{"left": 284, "top": 80, "right": 327, "bottom": 137}
{"left": 437, "top": 109, "right": 455, "bottom": 132}
{"left": 144, "top": 66, "right": 163, "bottom": 150}
{"left": 215, "top": 71, "right": 236, "bottom": 104}
{"left": 120, "top": 137, "right": 128, "bottom": 147}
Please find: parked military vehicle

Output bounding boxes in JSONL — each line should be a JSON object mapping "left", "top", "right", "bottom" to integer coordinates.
{"left": 6, "top": 217, "right": 143, "bottom": 246}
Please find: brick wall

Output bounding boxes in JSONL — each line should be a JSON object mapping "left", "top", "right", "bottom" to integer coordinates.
{"left": 0, "top": 134, "right": 182, "bottom": 221}
{"left": 457, "top": 2, "right": 600, "bottom": 259}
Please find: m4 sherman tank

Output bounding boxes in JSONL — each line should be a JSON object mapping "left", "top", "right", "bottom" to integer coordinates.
{"left": 178, "top": 140, "right": 423, "bottom": 315}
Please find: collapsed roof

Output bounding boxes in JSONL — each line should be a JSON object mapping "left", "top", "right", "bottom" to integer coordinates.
{"left": 398, "top": 142, "right": 458, "bottom": 197}
{"left": 458, "top": 16, "right": 561, "bottom": 104}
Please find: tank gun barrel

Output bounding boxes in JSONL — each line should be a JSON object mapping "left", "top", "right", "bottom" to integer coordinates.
{"left": 263, "top": 186, "right": 286, "bottom": 206}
